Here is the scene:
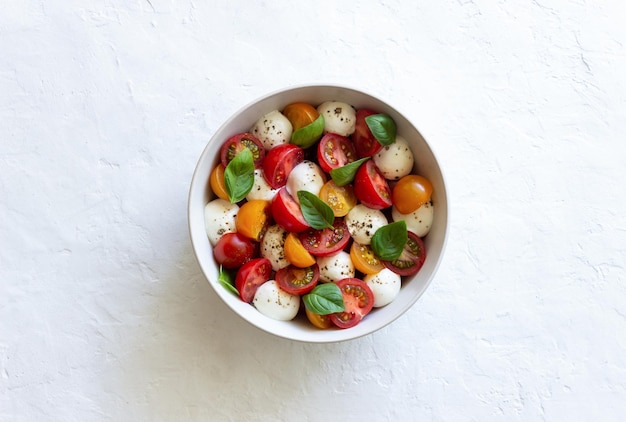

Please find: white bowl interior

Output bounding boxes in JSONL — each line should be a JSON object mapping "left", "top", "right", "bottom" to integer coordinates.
{"left": 188, "top": 84, "right": 448, "bottom": 343}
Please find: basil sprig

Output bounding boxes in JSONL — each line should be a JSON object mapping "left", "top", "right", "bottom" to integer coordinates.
{"left": 224, "top": 148, "right": 254, "bottom": 203}
{"left": 297, "top": 190, "right": 335, "bottom": 230}
{"left": 365, "top": 114, "right": 397, "bottom": 146}
{"left": 303, "top": 283, "right": 345, "bottom": 315}
{"left": 370, "top": 220, "right": 408, "bottom": 261}
{"left": 329, "top": 157, "right": 369, "bottom": 187}
{"left": 291, "top": 114, "right": 325, "bottom": 149}
{"left": 218, "top": 266, "right": 238, "bottom": 296}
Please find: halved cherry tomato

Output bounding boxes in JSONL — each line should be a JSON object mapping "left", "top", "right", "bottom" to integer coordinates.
{"left": 353, "top": 160, "right": 392, "bottom": 209}
{"left": 305, "top": 307, "right": 334, "bottom": 329}
{"left": 299, "top": 218, "right": 350, "bottom": 257}
{"left": 317, "top": 133, "right": 357, "bottom": 173}
{"left": 352, "top": 109, "right": 383, "bottom": 158}
{"left": 209, "top": 163, "right": 228, "bottom": 200}
{"left": 235, "top": 258, "right": 273, "bottom": 303}
{"left": 350, "top": 242, "right": 384, "bottom": 275}
{"left": 213, "top": 232, "right": 255, "bottom": 269}
{"left": 263, "top": 143, "right": 304, "bottom": 189}
{"left": 383, "top": 231, "right": 426, "bottom": 276}
{"left": 271, "top": 187, "right": 310, "bottom": 233}
{"left": 235, "top": 200, "right": 272, "bottom": 241}
{"left": 283, "top": 102, "right": 319, "bottom": 131}
{"left": 392, "top": 175, "right": 433, "bottom": 214}
{"left": 284, "top": 232, "right": 316, "bottom": 267}
{"left": 329, "top": 277, "right": 375, "bottom": 329}
{"left": 276, "top": 264, "right": 320, "bottom": 295}
{"left": 319, "top": 180, "right": 357, "bottom": 217}
{"left": 220, "top": 133, "right": 265, "bottom": 169}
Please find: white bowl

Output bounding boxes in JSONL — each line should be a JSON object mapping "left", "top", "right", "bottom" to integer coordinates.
{"left": 188, "top": 84, "right": 448, "bottom": 343}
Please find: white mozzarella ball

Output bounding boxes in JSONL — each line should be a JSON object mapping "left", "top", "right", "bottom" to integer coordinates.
{"left": 317, "top": 251, "right": 355, "bottom": 283}
{"left": 253, "top": 280, "right": 300, "bottom": 321}
{"left": 364, "top": 268, "right": 401, "bottom": 307}
{"left": 345, "top": 204, "right": 388, "bottom": 245}
{"left": 260, "top": 225, "right": 290, "bottom": 271}
{"left": 372, "top": 135, "right": 414, "bottom": 180}
{"left": 246, "top": 169, "right": 279, "bottom": 201}
{"left": 317, "top": 101, "right": 356, "bottom": 136}
{"left": 250, "top": 110, "right": 293, "bottom": 150}
{"left": 392, "top": 201, "right": 434, "bottom": 237}
{"left": 286, "top": 160, "right": 326, "bottom": 203}
{"left": 204, "top": 199, "right": 239, "bottom": 246}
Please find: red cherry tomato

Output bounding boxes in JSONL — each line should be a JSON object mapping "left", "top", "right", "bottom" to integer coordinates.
{"left": 220, "top": 133, "right": 265, "bottom": 169}
{"left": 299, "top": 218, "right": 350, "bottom": 257}
{"left": 276, "top": 264, "right": 320, "bottom": 295}
{"left": 213, "top": 232, "right": 255, "bottom": 269}
{"left": 383, "top": 231, "right": 426, "bottom": 276}
{"left": 235, "top": 258, "right": 273, "bottom": 303}
{"left": 329, "top": 277, "right": 375, "bottom": 329}
{"left": 271, "top": 187, "right": 310, "bottom": 233}
{"left": 352, "top": 109, "right": 383, "bottom": 158}
{"left": 316, "top": 133, "right": 357, "bottom": 173}
{"left": 263, "top": 143, "right": 304, "bottom": 189}
{"left": 353, "top": 160, "right": 392, "bottom": 209}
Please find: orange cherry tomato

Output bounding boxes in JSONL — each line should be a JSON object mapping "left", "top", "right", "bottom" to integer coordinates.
{"left": 209, "top": 163, "right": 229, "bottom": 200}
{"left": 284, "top": 232, "right": 316, "bottom": 268}
{"left": 235, "top": 200, "right": 271, "bottom": 241}
{"left": 391, "top": 175, "right": 433, "bottom": 214}
{"left": 305, "top": 306, "right": 334, "bottom": 329}
{"left": 319, "top": 180, "right": 357, "bottom": 217}
{"left": 283, "top": 102, "right": 319, "bottom": 131}
{"left": 350, "top": 242, "right": 384, "bottom": 275}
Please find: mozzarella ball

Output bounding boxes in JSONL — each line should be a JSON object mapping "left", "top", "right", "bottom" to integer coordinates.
{"left": 204, "top": 199, "right": 239, "bottom": 245}
{"left": 364, "top": 268, "right": 401, "bottom": 307}
{"left": 317, "top": 101, "right": 356, "bottom": 136}
{"left": 286, "top": 160, "right": 326, "bottom": 203}
{"left": 372, "top": 135, "right": 414, "bottom": 180}
{"left": 317, "top": 251, "right": 355, "bottom": 283}
{"left": 253, "top": 280, "right": 300, "bottom": 321}
{"left": 392, "top": 201, "right": 434, "bottom": 237}
{"left": 260, "top": 225, "right": 290, "bottom": 271}
{"left": 345, "top": 204, "right": 388, "bottom": 245}
{"left": 246, "top": 168, "right": 279, "bottom": 201}
{"left": 250, "top": 110, "right": 293, "bottom": 150}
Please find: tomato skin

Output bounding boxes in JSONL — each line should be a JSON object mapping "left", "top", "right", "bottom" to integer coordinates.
{"left": 220, "top": 133, "right": 265, "bottom": 169}
{"left": 383, "top": 231, "right": 426, "bottom": 276}
{"left": 209, "top": 163, "right": 229, "bottom": 200}
{"left": 235, "top": 200, "right": 272, "bottom": 242}
{"left": 352, "top": 109, "right": 383, "bottom": 158}
{"left": 319, "top": 180, "right": 357, "bottom": 217}
{"left": 263, "top": 143, "right": 304, "bottom": 189}
{"left": 235, "top": 258, "right": 273, "bottom": 303}
{"left": 316, "top": 133, "right": 357, "bottom": 173}
{"left": 353, "top": 160, "right": 392, "bottom": 210}
{"left": 329, "top": 277, "right": 375, "bottom": 329}
{"left": 284, "top": 232, "right": 316, "bottom": 268}
{"left": 213, "top": 232, "right": 255, "bottom": 269}
{"left": 276, "top": 264, "right": 320, "bottom": 295}
{"left": 392, "top": 175, "right": 433, "bottom": 214}
{"left": 305, "top": 307, "right": 334, "bottom": 329}
{"left": 271, "top": 187, "right": 310, "bottom": 233}
{"left": 350, "top": 242, "right": 385, "bottom": 275}
{"left": 299, "top": 218, "right": 350, "bottom": 257}
{"left": 283, "top": 102, "right": 319, "bottom": 131}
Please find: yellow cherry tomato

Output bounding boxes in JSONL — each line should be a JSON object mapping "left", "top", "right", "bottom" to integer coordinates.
{"left": 284, "top": 232, "right": 316, "bottom": 268}
{"left": 235, "top": 200, "right": 271, "bottom": 242}
{"left": 283, "top": 102, "right": 319, "bottom": 131}
{"left": 350, "top": 241, "right": 385, "bottom": 275}
{"left": 305, "top": 306, "right": 334, "bottom": 329}
{"left": 319, "top": 180, "right": 357, "bottom": 217}
{"left": 209, "top": 163, "right": 229, "bottom": 200}
{"left": 391, "top": 175, "right": 433, "bottom": 214}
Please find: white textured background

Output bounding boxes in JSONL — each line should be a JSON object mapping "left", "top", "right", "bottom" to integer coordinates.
{"left": 2, "top": 1, "right": 626, "bottom": 420}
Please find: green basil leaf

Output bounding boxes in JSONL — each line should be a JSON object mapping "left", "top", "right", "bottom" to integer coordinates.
{"left": 303, "top": 283, "right": 345, "bottom": 315}
{"left": 329, "top": 157, "right": 370, "bottom": 187}
{"left": 371, "top": 220, "right": 408, "bottom": 261}
{"left": 218, "top": 266, "right": 238, "bottom": 296}
{"left": 297, "top": 190, "right": 335, "bottom": 230}
{"left": 224, "top": 148, "right": 254, "bottom": 203}
{"left": 365, "top": 114, "right": 397, "bottom": 146}
{"left": 291, "top": 114, "right": 325, "bottom": 149}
